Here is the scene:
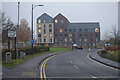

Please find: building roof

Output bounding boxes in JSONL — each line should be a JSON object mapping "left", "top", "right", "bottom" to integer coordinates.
{"left": 69, "top": 22, "right": 100, "bottom": 28}
{"left": 37, "top": 13, "right": 53, "bottom": 23}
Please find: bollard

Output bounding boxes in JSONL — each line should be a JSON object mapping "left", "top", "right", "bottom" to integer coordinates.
{"left": 6, "top": 52, "right": 12, "bottom": 64}
{"left": 89, "top": 48, "right": 91, "bottom": 52}
{"left": 20, "top": 51, "right": 24, "bottom": 59}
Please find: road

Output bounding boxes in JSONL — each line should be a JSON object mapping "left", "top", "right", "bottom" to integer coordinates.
{"left": 38, "top": 49, "right": 120, "bottom": 79}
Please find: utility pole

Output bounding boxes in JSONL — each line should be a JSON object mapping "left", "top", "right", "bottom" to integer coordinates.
{"left": 31, "top": 4, "right": 43, "bottom": 56}
{"left": 16, "top": 2, "right": 20, "bottom": 59}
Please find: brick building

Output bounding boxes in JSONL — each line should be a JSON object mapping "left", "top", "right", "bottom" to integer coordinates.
{"left": 37, "top": 13, "right": 100, "bottom": 48}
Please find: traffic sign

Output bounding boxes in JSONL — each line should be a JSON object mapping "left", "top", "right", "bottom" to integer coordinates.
{"left": 31, "top": 40, "right": 34, "bottom": 44}
{"left": 8, "top": 31, "right": 16, "bottom": 37}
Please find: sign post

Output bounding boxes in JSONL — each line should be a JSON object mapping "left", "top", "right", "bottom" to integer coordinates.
{"left": 8, "top": 30, "right": 16, "bottom": 59}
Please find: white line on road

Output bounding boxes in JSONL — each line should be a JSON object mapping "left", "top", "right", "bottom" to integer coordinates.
{"left": 91, "top": 75, "right": 96, "bottom": 78}
{"left": 73, "top": 65, "right": 80, "bottom": 70}
{"left": 70, "top": 60, "right": 72, "bottom": 63}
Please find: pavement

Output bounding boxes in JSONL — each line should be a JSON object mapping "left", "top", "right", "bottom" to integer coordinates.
{"left": 89, "top": 49, "right": 120, "bottom": 70}
{"left": 2, "top": 49, "right": 120, "bottom": 80}
{"left": 2, "top": 51, "right": 67, "bottom": 78}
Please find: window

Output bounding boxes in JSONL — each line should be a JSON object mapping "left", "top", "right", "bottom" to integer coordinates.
{"left": 38, "top": 19, "right": 41, "bottom": 23}
{"left": 44, "top": 29, "right": 46, "bottom": 34}
{"left": 69, "top": 34, "right": 72, "bottom": 37}
{"left": 69, "top": 29, "right": 71, "bottom": 32}
{"left": 96, "top": 38, "right": 98, "bottom": 42}
{"left": 84, "top": 29, "right": 88, "bottom": 32}
{"left": 85, "top": 38, "right": 87, "bottom": 42}
{"left": 65, "top": 38, "right": 67, "bottom": 42}
{"left": 69, "top": 39, "right": 72, "bottom": 42}
{"left": 85, "top": 43, "right": 87, "bottom": 46}
{"left": 38, "top": 24, "right": 41, "bottom": 27}
{"left": 73, "top": 29, "right": 76, "bottom": 32}
{"left": 65, "top": 29, "right": 67, "bottom": 32}
{"left": 49, "top": 24, "right": 52, "bottom": 28}
{"left": 79, "top": 29, "right": 82, "bottom": 31}
{"left": 60, "top": 33, "right": 62, "bottom": 37}
{"left": 44, "top": 20, "right": 46, "bottom": 23}
{"left": 65, "top": 43, "right": 67, "bottom": 46}
{"left": 44, "top": 34, "right": 46, "bottom": 37}
{"left": 38, "top": 29, "right": 41, "bottom": 33}
{"left": 61, "top": 19, "right": 64, "bottom": 23}
{"left": 85, "top": 34, "right": 88, "bottom": 37}
{"left": 49, "top": 38, "right": 52, "bottom": 42}
{"left": 79, "top": 38, "right": 82, "bottom": 42}
{"left": 65, "top": 34, "right": 67, "bottom": 37}
{"left": 96, "top": 33, "right": 98, "bottom": 37}
{"left": 44, "top": 24, "right": 46, "bottom": 28}
{"left": 80, "top": 34, "right": 82, "bottom": 37}
{"left": 55, "top": 39, "right": 57, "bottom": 42}
{"left": 60, "top": 29, "right": 63, "bottom": 32}
{"left": 44, "top": 39, "right": 46, "bottom": 42}
{"left": 73, "top": 38, "right": 76, "bottom": 42}
{"left": 49, "top": 34, "right": 52, "bottom": 37}
{"left": 73, "top": 33, "right": 75, "bottom": 37}
{"left": 60, "top": 38, "right": 63, "bottom": 42}
{"left": 55, "top": 19, "right": 58, "bottom": 23}
{"left": 49, "top": 29, "right": 52, "bottom": 32}
{"left": 38, "top": 34, "right": 41, "bottom": 37}
{"left": 38, "top": 39, "right": 41, "bottom": 42}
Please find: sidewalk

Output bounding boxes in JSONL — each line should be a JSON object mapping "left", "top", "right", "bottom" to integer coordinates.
{"left": 89, "top": 51, "right": 120, "bottom": 70}
{"left": 2, "top": 51, "right": 68, "bottom": 78}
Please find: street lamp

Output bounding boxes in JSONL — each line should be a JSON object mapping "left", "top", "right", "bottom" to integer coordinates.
{"left": 31, "top": 4, "right": 43, "bottom": 56}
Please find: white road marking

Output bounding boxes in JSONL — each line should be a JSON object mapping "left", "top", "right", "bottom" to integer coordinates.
{"left": 73, "top": 65, "right": 80, "bottom": 70}
{"left": 70, "top": 60, "right": 72, "bottom": 63}
{"left": 87, "top": 54, "right": 120, "bottom": 71}
{"left": 91, "top": 75, "right": 96, "bottom": 78}
{"left": 69, "top": 57, "right": 71, "bottom": 59}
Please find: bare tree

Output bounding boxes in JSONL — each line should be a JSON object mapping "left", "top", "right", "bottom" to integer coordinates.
{"left": 18, "top": 19, "right": 31, "bottom": 46}
{"left": 111, "top": 26, "right": 119, "bottom": 47}
{"left": 103, "top": 32, "right": 110, "bottom": 46}
{"left": 1, "top": 12, "right": 14, "bottom": 43}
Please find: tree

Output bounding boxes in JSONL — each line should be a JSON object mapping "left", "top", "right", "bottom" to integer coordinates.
{"left": 103, "top": 32, "right": 110, "bottom": 46}
{"left": 18, "top": 19, "right": 31, "bottom": 46}
{"left": 111, "top": 26, "right": 119, "bottom": 47}
{"left": 1, "top": 12, "right": 14, "bottom": 43}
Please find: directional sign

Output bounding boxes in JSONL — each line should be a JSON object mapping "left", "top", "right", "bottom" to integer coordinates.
{"left": 8, "top": 31, "right": 16, "bottom": 37}
{"left": 31, "top": 40, "right": 34, "bottom": 44}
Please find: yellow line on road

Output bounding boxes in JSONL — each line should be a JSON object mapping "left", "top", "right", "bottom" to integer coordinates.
{"left": 87, "top": 54, "right": 120, "bottom": 71}
{"left": 40, "top": 55, "right": 56, "bottom": 80}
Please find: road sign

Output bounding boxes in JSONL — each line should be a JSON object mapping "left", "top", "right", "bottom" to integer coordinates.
{"left": 8, "top": 31, "right": 16, "bottom": 37}
{"left": 31, "top": 40, "right": 34, "bottom": 44}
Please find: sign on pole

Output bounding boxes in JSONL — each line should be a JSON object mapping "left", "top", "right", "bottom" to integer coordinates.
{"left": 8, "top": 31, "right": 16, "bottom": 37}
{"left": 31, "top": 40, "right": 34, "bottom": 44}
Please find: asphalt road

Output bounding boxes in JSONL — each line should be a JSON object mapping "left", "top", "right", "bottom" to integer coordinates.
{"left": 39, "top": 49, "right": 120, "bottom": 79}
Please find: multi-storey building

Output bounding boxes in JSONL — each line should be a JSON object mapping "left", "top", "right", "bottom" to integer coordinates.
{"left": 37, "top": 13, "right": 100, "bottom": 48}
{"left": 37, "top": 13, "right": 54, "bottom": 46}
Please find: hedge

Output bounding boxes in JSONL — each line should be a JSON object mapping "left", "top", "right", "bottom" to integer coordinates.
{"left": 105, "top": 46, "right": 120, "bottom": 51}
{"left": 2, "top": 46, "right": 50, "bottom": 60}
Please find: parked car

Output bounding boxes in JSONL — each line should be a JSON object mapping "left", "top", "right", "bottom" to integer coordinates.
{"left": 78, "top": 46, "right": 83, "bottom": 50}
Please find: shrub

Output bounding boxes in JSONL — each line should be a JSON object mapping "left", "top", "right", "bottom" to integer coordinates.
{"left": 2, "top": 46, "right": 50, "bottom": 61}
{"left": 100, "top": 50, "right": 107, "bottom": 55}
{"left": 115, "top": 50, "right": 120, "bottom": 55}
{"left": 105, "top": 46, "right": 120, "bottom": 51}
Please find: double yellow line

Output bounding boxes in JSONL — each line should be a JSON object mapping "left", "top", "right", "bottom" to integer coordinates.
{"left": 40, "top": 55, "right": 56, "bottom": 80}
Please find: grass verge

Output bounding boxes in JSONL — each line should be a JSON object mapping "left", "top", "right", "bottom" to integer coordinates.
{"left": 2, "top": 47, "right": 72, "bottom": 68}
{"left": 98, "top": 50, "right": 120, "bottom": 62}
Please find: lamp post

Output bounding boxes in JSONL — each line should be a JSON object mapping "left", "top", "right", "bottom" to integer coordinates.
{"left": 31, "top": 4, "right": 43, "bottom": 56}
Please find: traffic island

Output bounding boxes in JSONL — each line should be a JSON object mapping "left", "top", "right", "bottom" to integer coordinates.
{"left": 89, "top": 52, "right": 120, "bottom": 70}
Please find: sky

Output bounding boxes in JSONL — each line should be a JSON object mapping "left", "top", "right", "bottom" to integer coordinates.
{"left": 1, "top": 2, "right": 118, "bottom": 40}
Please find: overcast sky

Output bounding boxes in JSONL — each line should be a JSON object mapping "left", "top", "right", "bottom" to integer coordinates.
{"left": 2, "top": 2, "right": 118, "bottom": 40}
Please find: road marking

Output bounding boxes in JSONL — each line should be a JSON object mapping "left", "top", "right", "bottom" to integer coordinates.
{"left": 87, "top": 54, "right": 120, "bottom": 71}
{"left": 70, "top": 59, "right": 72, "bottom": 63}
{"left": 69, "top": 57, "right": 71, "bottom": 59}
{"left": 73, "top": 65, "right": 80, "bottom": 70}
{"left": 91, "top": 75, "right": 96, "bottom": 78}
{"left": 40, "top": 55, "right": 56, "bottom": 80}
